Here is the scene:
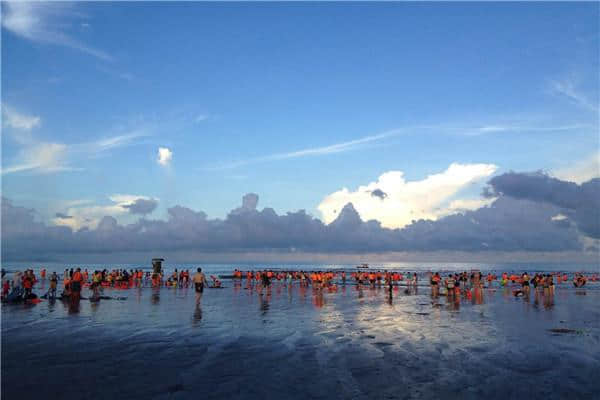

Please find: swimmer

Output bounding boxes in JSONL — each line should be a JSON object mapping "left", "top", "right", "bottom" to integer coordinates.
{"left": 193, "top": 268, "right": 207, "bottom": 303}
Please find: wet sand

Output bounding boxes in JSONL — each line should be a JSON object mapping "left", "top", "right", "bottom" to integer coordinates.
{"left": 2, "top": 280, "right": 599, "bottom": 399}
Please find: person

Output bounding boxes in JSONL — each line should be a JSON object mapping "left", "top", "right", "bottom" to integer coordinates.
{"left": 23, "top": 272, "right": 34, "bottom": 298}
{"left": 548, "top": 274, "right": 555, "bottom": 295}
{"left": 2, "top": 278, "right": 10, "bottom": 298}
{"left": 71, "top": 268, "right": 83, "bottom": 300}
{"left": 542, "top": 274, "right": 550, "bottom": 297}
{"left": 91, "top": 270, "right": 102, "bottom": 298}
{"left": 262, "top": 270, "right": 272, "bottom": 287}
{"left": 431, "top": 272, "right": 440, "bottom": 296}
{"left": 193, "top": 268, "right": 207, "bottom": 303}
{"left": 49, "top": 272, "right": 59, "bottom": 299}
{"left": 446, "top": 274, "right": 456, "bottom": 297}
{"left": 573, "top": 274, "right": 587, "bottom": 288}
{"left": 521, "top": 272, "right": 530, "bottom": 295}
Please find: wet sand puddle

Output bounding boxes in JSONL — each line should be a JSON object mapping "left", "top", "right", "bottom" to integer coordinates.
{"left": 2, "top": 281, "right": 600, "bottom": 399}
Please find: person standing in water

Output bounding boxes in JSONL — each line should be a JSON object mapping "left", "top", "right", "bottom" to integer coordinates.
{"left": 71, "top": 268, "right": 83, "bottom": 301}
{"left": 49, "top": 272, "right": 58, "bottom": 299}
{"left": 193, "top": 268, "right": 207, "bottom": 303}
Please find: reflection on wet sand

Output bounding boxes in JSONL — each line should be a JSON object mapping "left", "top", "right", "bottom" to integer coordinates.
{"left": 68, "top": 295, "right": 80, "bottom": 314}
{"left": 192, "top": 303, "right": 202, "bottom": 325}
{"left": 2, "top": 273, "right": 599, "bottom": 400}
{"left": 151, "top": 288, "right": 160, "bottom": 305}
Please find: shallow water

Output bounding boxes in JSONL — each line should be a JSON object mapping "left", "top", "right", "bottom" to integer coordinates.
{"left": 3, "top": 261, "right": 599, "bottom": 276}
{"left": 2, "top": 275, "right": 600, "bottom": 399}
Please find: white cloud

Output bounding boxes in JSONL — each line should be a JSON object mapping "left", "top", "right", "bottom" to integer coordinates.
{"left": 2, "top": 142, "right": 73, "bottom": 174}
{"left": 318, "top": 162, "right": 498, "bottom": 228}
{"left": 553, "top": 152, "right": 600, "bottom": 184}
{"left": 204, "top": 119, "right": 592, "bottom": 171}
{"left": 84, "top": 131, "right": 148, "bottom": 153}
{"left": 1, "top": 2, "right": 111, "bottom": 61}
{"left": 2, "top": 105, "right": 40, "bottom": 131}
{"left": 157, "top": 147, "right": 173, "bottom": 166}
{"left": 551, "top": 214, "right": 567, "bottom": 221}
{"left": 550, "top": 76, "right": 598, "bottom": 112}
{"left": 463, "top": 123, "right": 589, "bottom": 136}
{"left": 53, "top": 194, "right": 154, "bottom": 230}
{"left": 442, "top": 197, "right": 496, "bottom": 216}
{"left": 195, "top": 114, "right": 209, "bottom": 123}
{"left": 1, "top": 105, "right": 148, "bottom": 175}
{"left": 206, "top": 129, "right": 403, "bottom": 170}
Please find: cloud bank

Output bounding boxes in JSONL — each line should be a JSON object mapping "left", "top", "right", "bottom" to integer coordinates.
{"left": 484, "top": 172, "right": 600, "bottom": 239}
{"left": 2, "top": 172, "right": 597, "bottom": 261}
{"left": 122, "top": 198, "right": 158, "bottom": 215}
{"left": 318, "top": 163, "right": 497, "bottom": 228}
{"left": 52, "top": 194, "right": 159, "bottom": 230}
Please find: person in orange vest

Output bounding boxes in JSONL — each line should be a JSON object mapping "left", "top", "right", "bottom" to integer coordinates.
{"left": 23, "top": 272, "right": 34, "bottom": 298}
{"left": 71, "top": 268, "right": 84, "bottom": 300}
{"left": 431, "top": 272, "right": 441, "bottom": 296}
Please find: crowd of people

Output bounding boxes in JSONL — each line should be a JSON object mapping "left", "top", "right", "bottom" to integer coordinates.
{"left": 231, "top": 269, "right": 423, "bottom": 288}
{"left": 230, "top": 268, "right": 595, "bottom": 292}
{"left": 0, "top": 266, "right": 596, "bottom": 305}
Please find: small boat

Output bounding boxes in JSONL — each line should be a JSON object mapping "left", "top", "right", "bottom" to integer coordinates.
{"left": 357, "top": 264, "right": 369, "bottom": 269}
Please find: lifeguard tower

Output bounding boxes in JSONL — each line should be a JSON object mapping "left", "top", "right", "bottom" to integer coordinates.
{"left": 152, "top": 258, "right": 164, "bottom": 275}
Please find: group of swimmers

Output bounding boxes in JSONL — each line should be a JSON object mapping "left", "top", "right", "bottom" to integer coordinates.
{"left": 1, "top": 266, "right": 596, "bottom": 304}
{"left": 232, "top": 269, "right": 421, "bottom": 288}
{"left": 0, "top": 266, "right": 219, "bottom": 303}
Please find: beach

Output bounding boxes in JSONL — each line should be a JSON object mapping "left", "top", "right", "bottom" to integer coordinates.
{"left": 2, "top": 265, "right": 599, "bottom": 400}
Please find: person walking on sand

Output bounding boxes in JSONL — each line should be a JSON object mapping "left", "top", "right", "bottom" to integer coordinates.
{"left": 193, "top": 268, "right": 207, "bottom": 303}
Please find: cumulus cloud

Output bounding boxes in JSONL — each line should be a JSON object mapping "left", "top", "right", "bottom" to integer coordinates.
{"left": 52, "top": 194, "right": 157, "bottom": 230}
{"left": 122, "top": 198, "right": 158, "bottom": 215}
{"left": 231, "top": 193, "right": 259, "bottom": 214}
{"left": 318, "top": 163, "right": 498, "bottom": 228}
{"left": 55, "top": 212, "right": 73, "bottom": 219}
{"left": 157, "top": 147, "right": 172, "bottom": 166}
{"left": 484, "top": 172, "right": 600, "bottom": 239}
{"left": 2, "top": 174, "right": 592, "bottom": 260}
{"left": 370, "top": 189, "right": 387, "bottom": 200}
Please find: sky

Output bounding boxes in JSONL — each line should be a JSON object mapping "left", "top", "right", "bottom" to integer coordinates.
{"left": 1, "top": 2, "right": 599, "bottom": 261}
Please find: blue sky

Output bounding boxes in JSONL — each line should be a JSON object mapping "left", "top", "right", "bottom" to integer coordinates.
{"left": 2, "top": 2, "right": 598, "bottom": 232}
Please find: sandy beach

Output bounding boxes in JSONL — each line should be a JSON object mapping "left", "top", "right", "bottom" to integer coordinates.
{"left": 2, "top": 269, "right": 599, "bottom": 400}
